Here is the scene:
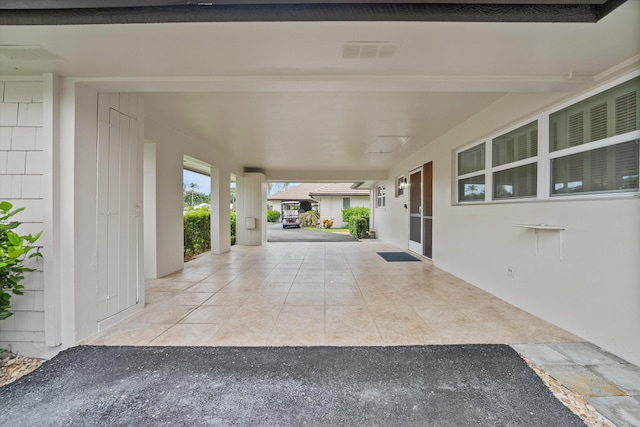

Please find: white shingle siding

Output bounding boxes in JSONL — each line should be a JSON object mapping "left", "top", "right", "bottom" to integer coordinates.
{"left": 0, "top": 78, "right": 46, "bottom": 353}
{"left": 0, "top": 103, "right": 19, "bottom": 126}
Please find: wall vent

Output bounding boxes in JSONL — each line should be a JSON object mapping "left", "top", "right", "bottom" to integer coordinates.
{"left": 0, "top": 45, "right": 60, "bottom": 61}
{"left": 341, "top": 42, "right": 398, "bottom": 60}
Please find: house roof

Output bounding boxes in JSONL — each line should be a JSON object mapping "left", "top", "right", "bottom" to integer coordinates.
{"left": 268, "top": 183, "right": 320, "bottom": 202}
{"left": 309, "top": 183, "right": 370, "bottom": 197}
{"left": 268, "top": 183, "right": 369, "bottom": 201}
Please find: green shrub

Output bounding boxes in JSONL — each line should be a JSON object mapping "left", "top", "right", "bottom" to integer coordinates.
{"left": 343, "top": 206, "right": 369, "bottom": 224}
{"left": 230, "top": 211, "right": 236, "bottom": 246}
{"left": 348, "top": 216, "right": 368, "bottom": 239}
{"left": 267, "top": 209, "right": 281, "bottom": 222}
{"left": 1, "top": 201, "right": 42, "bottom": 321}
{"left": 299, "top": 210, "right": 319, "bottom": 227}
{"left": 184, "top": 208, "right": 211, "bottom": 260}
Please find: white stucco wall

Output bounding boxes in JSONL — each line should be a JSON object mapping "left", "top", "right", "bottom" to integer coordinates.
{"left": 144, "top": 114, "right": 241, "bottom": 277}
{"left": 375, "top": 75, "right": 640, "bottom": 366}
{"left": 0, "top": 78, "right": 47, "bottom": 356}
{"left": 318, "top": 195, "right": 369, "bottom": 227}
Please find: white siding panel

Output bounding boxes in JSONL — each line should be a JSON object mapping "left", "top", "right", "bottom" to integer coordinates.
{"left": 6, "top": 151, "right": 26, "bottom": 174}
{"left": 10, "top": 175, "right": 22, "bottom": 198}
{"left": 25, "top": 151, "right": 44, "bottom": 174}
{"left": 4, "top": 81, "right": 43, "bottom": 103}
{"left": 11, "top": 127, "right": 37, "bottom": 150}
{"left": 0, "top": 127, "right": 12, "bottom": 149}
{"left": 21, "top": 175, "right": 42, "bottom": 198}
{"left": 0, "top": 103, "right": 18, "bottom": 126}
{"left": 0, "top": 77, "right": 46, "bottom": 357}
{"left": 17, "top": 103, "right": 43, "bottom": 127}
{"left": 0, "top": 151, "right": 7, "bottom": 174}
{"left": 0, "top": 174, "right": 10, "bottom": 197}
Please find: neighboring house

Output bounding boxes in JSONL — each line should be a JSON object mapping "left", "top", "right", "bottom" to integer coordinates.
{"left": 309, "top": 183, "right": 369, "bottom": 228}
{"left": 0, "top": 1, "right": 639, "bottom": 368}
{"left": 268, "top": 183, "right": 370, "bottom": 227}
{"left": 267, "top": 183, "right": 319, "bottom": 219}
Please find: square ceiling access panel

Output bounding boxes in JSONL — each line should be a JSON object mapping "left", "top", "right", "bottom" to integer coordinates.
{"left": 367, "top": 136, "right": 411, "bottom": 154}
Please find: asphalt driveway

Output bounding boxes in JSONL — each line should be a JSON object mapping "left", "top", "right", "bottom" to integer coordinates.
{"left": 267, "top": 222, "right": 358, "bottom": 242}
{"left": 0, "top": 345, "right": 583, "bottom": 426}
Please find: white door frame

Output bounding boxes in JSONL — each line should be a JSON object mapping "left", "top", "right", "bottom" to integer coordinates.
{"left": 408, "top": 166, "right": 422, "bottom": 254}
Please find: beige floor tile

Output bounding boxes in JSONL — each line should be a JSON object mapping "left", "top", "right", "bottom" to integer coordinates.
{"left": 289, "top": 281, "right": 325, "bottom": 292}
{"left": 168, "top": 292, "right": 215, "bottom": 306}
{"left": 180, "top": 305, "right": 239, "bottom": 325}
{"left": 255, "top": 282, "right": 293, "bottom": 293}
{"left": 145, "top": 281, "right": 196, "bottom": 293}
{"left": 326, "top": 290, "right": 366, "bottom": 306}
{"left": 151, "top": 324, "right": 220, "bottom": 346}
{"left": 184, "top": 282, "right": 229, "bottom": 293}
{"left": 284, "top": 292, "right": 325, "bottom": 306}
{"left": 134, "top": 305, "right": 196, "bottom": 324}
{"left": 243, "top": 292, "right": 288, "bottom": 307}
{"left": 203, "top": 291, "right": 252, "bottom": 306}
{"left": 83, "top": 324, "right": 171, "bottom": 346}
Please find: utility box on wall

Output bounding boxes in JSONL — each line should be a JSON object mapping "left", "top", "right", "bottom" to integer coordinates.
{"left": 244, "top": 217, "right": 256, "bottom": 230}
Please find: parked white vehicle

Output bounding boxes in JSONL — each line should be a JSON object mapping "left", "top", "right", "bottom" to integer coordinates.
{"left": 281, "top": 201, "right": 301, "bottom": 228}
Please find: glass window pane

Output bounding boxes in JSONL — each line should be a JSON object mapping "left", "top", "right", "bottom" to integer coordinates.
{"left": 492, "top": 121, "right": 538, "bottom": 167}
{"left": 458, "top": 175, "right": 485, "bottom": 202}
{"left": 493, "top": 163, "right": 537, "bottom": 199}
{"left": 551, "top": 140, "right": 639, "bottom": 195}
{"left": 550, "top": 76, "right": 639, "bottom": 152}
{"left": 458, "top": 143, "right": 485, "bottom": 176}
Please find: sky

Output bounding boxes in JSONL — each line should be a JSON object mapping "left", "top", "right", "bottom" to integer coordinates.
{"left": 183, "top": 170, "right": 298, "bottom": 196}
{"left": 183, "top": 169, "right": 211, "bottom": 195}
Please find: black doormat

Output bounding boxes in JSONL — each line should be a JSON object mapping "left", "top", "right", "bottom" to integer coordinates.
{"left": 0, "top": 345, "right": 582, "bottom": 426}
{"left": 377, "top": 251, "right": 421, "bottom": 262}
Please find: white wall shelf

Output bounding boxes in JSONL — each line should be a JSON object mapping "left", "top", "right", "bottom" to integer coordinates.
{"left": 513, "top": 224, "right": 566, "bottom": 260}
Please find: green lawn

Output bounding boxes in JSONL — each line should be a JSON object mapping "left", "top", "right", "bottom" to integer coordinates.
{"left": 302, "top": 227, "right": 350, "bottom": 233}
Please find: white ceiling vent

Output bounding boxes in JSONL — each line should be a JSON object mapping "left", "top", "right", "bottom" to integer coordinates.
{"left": 341, "top": 42, "right": 398, "bottom": 60}
{"left": 0, "top": 45, "right": 60, "bottom": 61}
{"left": 367, "top": 136, "right": 411, "bottom": 154}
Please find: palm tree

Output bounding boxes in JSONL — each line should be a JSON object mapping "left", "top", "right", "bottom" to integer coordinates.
{"left": 188, "top": 182, "right": 199, "bottom": 206}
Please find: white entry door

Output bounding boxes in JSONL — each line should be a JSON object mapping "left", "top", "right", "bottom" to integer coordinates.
{"left": 96, "top": 94, "right": 142, "bottom": 322}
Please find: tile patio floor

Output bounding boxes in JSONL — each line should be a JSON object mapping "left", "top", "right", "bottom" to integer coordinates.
{"left": 85, "top": 241, "right": 581, "bottom": 347}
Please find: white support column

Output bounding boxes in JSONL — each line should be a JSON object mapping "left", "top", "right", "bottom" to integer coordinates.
{"left": 210, "top": 167, "right": 231, "bottom": 254}
{"left": 42, "top": 74, "right": 62, "bottom": 348}
{"left": 143, "top": 142, "right": 158, "bottom": 278}
{"left": 236, "top": 172, "right": 266, "bottom": 246}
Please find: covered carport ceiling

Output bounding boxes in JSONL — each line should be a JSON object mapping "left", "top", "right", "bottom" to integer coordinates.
{"left": 1, "top": 1, "right": 638, "bottom": 179}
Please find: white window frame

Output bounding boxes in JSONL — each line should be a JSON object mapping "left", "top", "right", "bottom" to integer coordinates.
{"left": 456, "top": 141, "right": 487, "bottom": 203}
{"left": 454, "top": 70, "right": 640, "bottom": 204}
{"left": 545, "top": 72, "right": 640, "bottom": 199}
{"left": 376, "top": 184, "right": 386, "bottom": 208}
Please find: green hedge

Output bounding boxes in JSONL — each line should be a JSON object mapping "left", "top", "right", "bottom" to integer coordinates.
{"left": 184, "top": 208, "right": 211, "bottom": 259}
{"left": 342, "top": 206, "right": 369, "bottom": 224}
{"left": 184, "top": 209, "right": 237, "bottom": 260}
{"left": 230, "top": 211, "right": 236, "bottom": 246}
{"left": 267, "top": 210, "right": 281, "bottom": 222}
{"left": 349, "top": 216, "right": 368, "bottom": 239}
